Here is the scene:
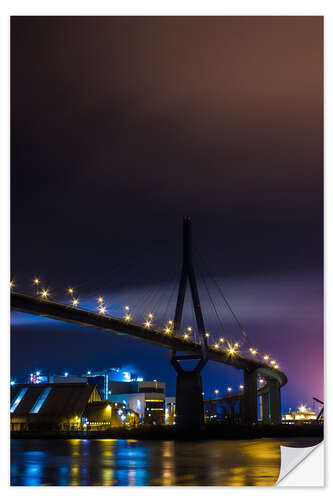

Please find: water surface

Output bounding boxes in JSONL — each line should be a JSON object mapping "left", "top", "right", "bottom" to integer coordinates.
{"left": 11, "top": 437, "right": 321, "bottom": 486}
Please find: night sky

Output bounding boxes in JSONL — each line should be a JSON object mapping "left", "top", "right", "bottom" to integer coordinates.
{"left": 11, "top": 16, "right": 323, "bottom": 412}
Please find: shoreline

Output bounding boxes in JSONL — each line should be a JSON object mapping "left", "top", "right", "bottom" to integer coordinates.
{"left": 11, "top": 423, "right": 324, "bottom": 441}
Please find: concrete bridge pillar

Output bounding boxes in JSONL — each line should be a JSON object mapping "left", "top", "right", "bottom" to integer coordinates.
{"left": 243, "top": 369, "right": 257, "bottom": 424}
{"left": 262, "top": 392, "right": 270, "bottom": 423}
{"left": 176, "top": 371, "right": 205, "bottom": 429}
{"left": 269, "top": 380, "right": 281, "bottom": 424}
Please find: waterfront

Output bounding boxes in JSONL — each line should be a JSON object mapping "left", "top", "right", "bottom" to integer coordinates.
{"left": 11, "top": 437, "right": 322, "bottom": 486}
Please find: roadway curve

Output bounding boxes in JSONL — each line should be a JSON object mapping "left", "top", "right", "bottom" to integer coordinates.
{"left": 11, "top": 291, "right": 287, "bottom": 391}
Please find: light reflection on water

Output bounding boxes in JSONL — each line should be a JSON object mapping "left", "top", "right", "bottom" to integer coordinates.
{"left": 11, "top": 437, "right": 321, "bottom": 486}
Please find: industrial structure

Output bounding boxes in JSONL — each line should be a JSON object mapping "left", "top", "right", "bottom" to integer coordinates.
{"left": 10, "top": 382, "right": 140, "bottom": 431}
{"left": 109, "top": 380, "right": 165, "bottom": 425}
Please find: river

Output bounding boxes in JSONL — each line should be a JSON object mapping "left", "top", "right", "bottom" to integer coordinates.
{"left": 11, "top": 437, "right": 321, "bottom": 486}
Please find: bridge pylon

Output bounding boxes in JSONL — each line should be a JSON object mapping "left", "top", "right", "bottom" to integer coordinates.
{"left": 170, "top": 216, "right": 208, "bottom": 429}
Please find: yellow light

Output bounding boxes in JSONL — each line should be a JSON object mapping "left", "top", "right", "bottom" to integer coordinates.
{"left": 219, "top": 338, "right": 224, "bottom": 343}
{"left": 97, "top": 296, "right": 104, "bottom": 303}
{"left": 263, "top": 355, "right": 269, "bottom": 361}
{"left": 259, "top": 378, "right": 264, "bottom": 384}
{"left": 214, "top": 343, "right": 219, "bottom": 349}
{"left": 106, "top": 405, "right": 111, "bottom": 411}
{"left": 68, "top": 288, "right": 74, "bottom": 295}
{"left": 10, "top": 280, "right": 14, "bottom": 288}
{"left": 205, "top": 333, "right": 210, "bottom": 338}
{"left": 270, "top": 360, "right": 276, "bottom": 365}
{"left": 168, "top": 320, "right": 173, "bottom": 325}
{"left": 125, "top": 305, "right": 130, "bottom": 311}
{"left": 72, "top": 298, "right": 79, "bottom": 306}
{"left": 144, "top": 321, "right": 151, "bottom": 328}
{"left": 124, "top": 314, "right": 131, "bottom": 322}
{"left": 227, "top": 387, "right": 232, "bottom": 392}
{"left": 99, "top": 306, "right": 106, "bottom": 314}
{"left": 33, "top": 278, "right": 40, "bottom": 285}
{"left": 234, "top": 343, "right": 239, "bottom": 348}
{"left": 239, "top": 385, "right": 244, "bottom": 390}
{"left": 148, "top": 313, "right": 153, "bottom": 319}
{"left": 187, "top": 326, "right": 192, "bottom": 332}
{"left": 274, "top": 364, "right": 279, "bottom": 369}
{"left": 298, "top": 405, "right": 307, "bottom": 413}
{"left": 40, "top": 289, "right": 49, "bottom": 298}
{"left": 164, "top": 327, "right": 171, "bottom": 334}
{"left": 252, "top": 349, "right": 257, "bottom": 356}
{"left": 184, "top": 333, "right": 189, "bottom": 339}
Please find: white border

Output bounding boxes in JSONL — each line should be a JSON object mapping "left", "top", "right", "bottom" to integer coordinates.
{"left": 1, "top": 1, "right": 331, "bottom": 498}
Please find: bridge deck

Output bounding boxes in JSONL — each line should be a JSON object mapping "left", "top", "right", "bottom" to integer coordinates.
{"left": 11, "top": 291, "right": 287, "bottom": 388}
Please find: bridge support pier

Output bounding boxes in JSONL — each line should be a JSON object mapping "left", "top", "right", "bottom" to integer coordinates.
{"left": 269, "top": 380, "right": 281, "bottom": 424}
{"left": 175, "top": 371, "right": 205, "bottom": 429}
{"left": 243, "top": 369, "right": 257, "bottom": 424}
{"left": 262, "top": 392, "right": 270, "bottom": 423}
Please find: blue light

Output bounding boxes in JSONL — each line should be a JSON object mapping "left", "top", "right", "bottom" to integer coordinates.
{"left": 29, "top": 387, "right": 52, "bottom": 414}
{"left": 64, "top": 372, "right": 68, "bottom": 377}
{"left": 10, "top": 380, "right": 15, "bottom": 385}
{"left": 10, "top": 388, "right": 28, "bottom": 413}
{"left": 137, "top": 377, "right": 144, "bottom": 382}
{"left": 87, "top": 371, "right": 91, "bottom": 375}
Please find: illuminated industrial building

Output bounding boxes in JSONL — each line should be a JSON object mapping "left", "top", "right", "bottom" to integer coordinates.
{"left": 10, "top": 383, "right": 102, "bottom": 431}
{"left": 282, "top": 406, "right": 318, "bottom": 423}
{"left": 165, "top": 397, "right": 176, "bottom": 425}
{"left": 109, "top": 381, "right": 166, "bottom": 425}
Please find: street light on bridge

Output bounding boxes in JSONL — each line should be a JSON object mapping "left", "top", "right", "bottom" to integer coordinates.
{"left": 40, "top": 289, "right": 49, "bottom": 299}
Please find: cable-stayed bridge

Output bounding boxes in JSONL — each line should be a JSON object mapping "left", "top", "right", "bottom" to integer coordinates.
{"left": 11, "top": 217, "right": 287, "bottom": 428}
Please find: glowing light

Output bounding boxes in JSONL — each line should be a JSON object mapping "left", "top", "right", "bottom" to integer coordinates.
{"left": 72, "top": 298, "right": 79, "bottom": 306}
{"left": 64, "top": 372, "right": 68, "bottom": 377}
{"left": 40, "top": 289, "right": 49, "bottom": 298}
{"left": 239, "top": 385, "right": 244, "bottom": 390}
{"left": 259, "top": 378, "right": 264, "bottom": 384}
{"left": 228, "top": 346, "right": 237, "bottom": 355}
{"left": 164, "top": 327, "right": 171, "bottom": 334}
{"left": 263, "top": 355, "right": 270, "bottom": 361}
{"left": 250, "top": 348, "right": 257, "bottom": 355}
{"left": 219, "top": 338, "right": 224, "bottom": 343}
{"left": 214, "top": 343, "right": 219, "bottom": 349}
{"left": 274, "top": 364, "right": 279, "bottom": 369}
{"left": 125, "top": 305, "right": 130, "bottom": 311}
{"left": 298, "top": 405, "right": 307, "bottom": 413}
{"left": 124, "top": 314, "right": 131, "bottom": 322}
{"left": 227, "top": 387, "right": 232, "bottom": 392}
{"left": 234, "top": 343, "right": 239, "bottom": 348}
{"left": 214, "top": 389, "right": 219, "bottom": 395}
{"left": 99, "top": 306, "right": 107, "bottom": 314}
{"left": 270, "top": 360, "right": 277, "bottom": 365}
{"left": 97, "top": 297, "right": 104, "bottom": 303}
{"left": 10, "top": 380, "right": 15, "bottom": 385}
{"left": 168, "top": 320, "right": 173, "bottom": 325}
{"left": 68, "top": 288, "right": 74, "bottom": 295}
{"left": 187, "top": 326, "right": 192, "bottom": 332}
{"left": 33, "top": 278, "right": 40, "bottom": 285}
{"left": 10, "top": 280, "right": 14, "bottom": 288}
{"left": 205, "top": 333, "right": 210, "bottom": 338}
{"left": 148, "top": 313, "right": 153, "bottom": 319}
{"left": 144, "top": 321, "right": 151, "bottom": 328}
